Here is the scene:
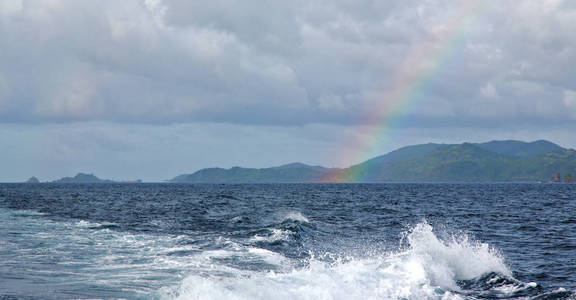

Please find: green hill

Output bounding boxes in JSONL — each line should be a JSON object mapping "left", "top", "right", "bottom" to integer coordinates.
{"left": 346, "top": 143, "right": 511, "bottom": 182}
{"left": 475, "top": 140, "right": 563, "bottom": 157}
{"left": 171, "top": 164, "right": 337, "bottom": 183}
{"left": 171, "top": 140, "right": 576, "bottom": 183}
{"left": 354, "top": 143, "right": 443, "bottom": 166}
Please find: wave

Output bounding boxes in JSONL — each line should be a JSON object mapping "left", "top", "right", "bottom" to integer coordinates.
{"left": 162, "top": 221, "right": 536, "bottom": 300}
{"left": 0, "top": 208, "right": 203, "bottom": 297}
{"left": 278, "top": 211, "right": 310, "bottom": 223}
{"left": 403, "top": 221, "right": 510, "bottom": 290}
{"left": 75, "top": 219, "right": 120, "bottom": 230}
{"left": 2, "top": 206, "right": 572, "bottom": 299}
{"left": 249, "top": 228, "right": 292, "bottom": 243}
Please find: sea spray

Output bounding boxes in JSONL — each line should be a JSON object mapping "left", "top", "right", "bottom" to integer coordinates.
{"left": 164, "top": 221, "right": 510, "bottom": 299}
{"left": 404, "top": 221, "right": 510, "bottom": 290}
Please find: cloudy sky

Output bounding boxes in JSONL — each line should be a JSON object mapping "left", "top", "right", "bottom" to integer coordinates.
{"left": 1, "top": 0, "right": 575, "bottom": 182}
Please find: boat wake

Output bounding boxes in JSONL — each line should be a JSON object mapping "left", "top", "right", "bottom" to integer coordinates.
{"left": 161, "top": 220, "right": 573, "bottom": 299}
{"left": 1, "top": 205, "right": 573, "bottom": 299}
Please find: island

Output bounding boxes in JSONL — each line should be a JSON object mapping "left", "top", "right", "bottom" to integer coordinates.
{"left": 50, "top": 173, "right": 142, "bottom": 184}
{"left": 25, "top": 176, "right": 40, "bottom": 183}
{"left": 170, "top": 140, "right": 576, "bottom": 183}
{"left": 52, "top": 173, "right": 116, "bottom": 183}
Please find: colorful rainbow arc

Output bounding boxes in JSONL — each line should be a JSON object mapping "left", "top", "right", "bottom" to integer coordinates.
{"left": 321, "top": 1, "right": 483, "bottom": 182}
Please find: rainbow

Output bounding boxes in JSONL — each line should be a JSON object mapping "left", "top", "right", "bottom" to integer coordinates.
{"left": 322, "top": 1, "right": 483, "bottom": 182}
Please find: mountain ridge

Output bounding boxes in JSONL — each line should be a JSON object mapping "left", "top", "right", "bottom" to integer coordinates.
{"left": 171, "top": 140, "right": 575, "bottom": 183}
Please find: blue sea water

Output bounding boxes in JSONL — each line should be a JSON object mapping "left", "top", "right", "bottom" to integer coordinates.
{"left": 0, "top": 183, "right": 574, "bottom": 299}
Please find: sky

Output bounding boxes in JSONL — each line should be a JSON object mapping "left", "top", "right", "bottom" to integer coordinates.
{"left": 1, "top": 0, "right": 575, "bottom": 182}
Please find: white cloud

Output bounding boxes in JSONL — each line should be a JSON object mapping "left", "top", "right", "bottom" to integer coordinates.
{"left": 563, "top": 89, "right": 576, "bottom": 118}
{"left": 564, "top": 90, "right": 576, "bottom": 105}
{"left": 0, "top": 0, "right": 574, "bottom": 128}
{"left": 480, "top": 82, "right": 499, "bottom": 99}
{"left": 0, "top": 0, "right": 22, "bottom": 15}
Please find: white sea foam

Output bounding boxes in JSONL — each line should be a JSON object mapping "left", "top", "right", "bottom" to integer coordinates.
{"left": 405, "top": 221, "right": 510, "bottom": 290}
{"left": 279, "top": 211, "right": 309, "bottom": 223}
{"left": 0, "top": 207, "right": 523, "bottom": 299}
{"left": 75, "top": 220, "right": 93, "bottom": 227}
{"left": 4, "top": 208, "right": 46, "bottom": 216}
{"left": 164, "top": 221, "right": 511, "bottom": 300}
{"left": 0, "top": 209, "right": 204, "bottom": 296}
{"left": 249, "top": 228, "right": 291, "bottom": 243}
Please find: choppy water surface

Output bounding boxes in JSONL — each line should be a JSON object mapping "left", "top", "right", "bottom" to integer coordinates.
{"left": 0, "top": 183, "right": 574, "bottom": 299}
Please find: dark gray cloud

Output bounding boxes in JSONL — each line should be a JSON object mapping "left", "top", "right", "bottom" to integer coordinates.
{"left": 0, "top": 0, "right": 575, "bottom": 128}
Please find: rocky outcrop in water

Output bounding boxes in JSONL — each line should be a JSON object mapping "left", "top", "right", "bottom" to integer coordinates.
{"left": 25, "top": 177, "right": 40, "bottom": 183}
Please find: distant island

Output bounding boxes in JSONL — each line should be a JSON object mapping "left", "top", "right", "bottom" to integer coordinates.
{"left": 26, "top": 173, "right": 143, "bottom": 184}
{"left": 22, "top": 140, "right": 576, "bottom": 184}
{"left": 170, "top": 162, "right": 338, "bottom": 184}
{"left": 25, "top": 176, "right": 40, "bottom": 183}
{"left": 52, "top": 173, "right": 116, "bottom": 183}
{"left": 170, "top": 140, "right": 576, "bottom": 183}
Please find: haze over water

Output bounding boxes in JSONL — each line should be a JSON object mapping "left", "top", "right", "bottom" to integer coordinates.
{"left": 0, "top": 183, "right": 574, "bottom": 299}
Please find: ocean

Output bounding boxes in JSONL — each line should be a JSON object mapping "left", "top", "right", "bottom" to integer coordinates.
{"left": 0, "top": 183, "right": 574, "bottom": 299}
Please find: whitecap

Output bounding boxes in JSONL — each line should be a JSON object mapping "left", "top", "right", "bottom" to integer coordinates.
{"left": 279, "top": 211, "right": 309, "bottom": 223}
{"left": 404, "top": 221, "right": 510, "bottom": 289}
{"left": 249, "top": 229, "right": 291, "bottom": 243}
{"left": 163, "top": 221, "right": 513, "bottom": 300}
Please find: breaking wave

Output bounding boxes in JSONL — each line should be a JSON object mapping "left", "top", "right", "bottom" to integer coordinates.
{"left": 160, "top": 221, "right": 551, "bottom": 300}
{"left": 278, "top": 211, "right": 310, "bottom": 223}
